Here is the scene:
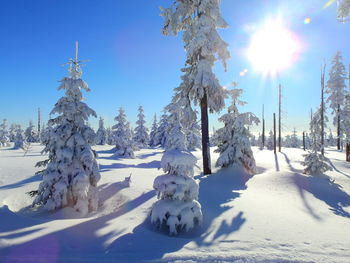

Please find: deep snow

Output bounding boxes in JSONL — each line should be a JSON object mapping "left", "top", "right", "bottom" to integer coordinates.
{"left": 0, "top": 144, "right": 350, "bottom": 263}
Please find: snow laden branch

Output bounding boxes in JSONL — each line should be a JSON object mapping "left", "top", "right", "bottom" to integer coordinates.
{"left": 33, "top": 52, "right": 100, "bottom": 215}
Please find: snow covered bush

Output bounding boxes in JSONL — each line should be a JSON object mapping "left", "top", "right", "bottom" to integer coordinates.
{"left": 215, "top": 89, "right": 259, "bottom": 174}
{"left": 33, "top": 50, "right": 100, "bottom": 215}
{"left": 150, "top": 108, "right": 202, "bottom": 235}
{"left": 95, "top": 117, "right": 107, "bottom": 145}
{"left": 303, "top": 108, "right": 332, "bottom": 176}
{"left": 112, "top": 108, "right": 135, "bottom": 158}
{"left": 133, "top": 106, "right": 149, "bottom": 148}
{"left": 0, "top": 119, "right": 10, "bottom": 147}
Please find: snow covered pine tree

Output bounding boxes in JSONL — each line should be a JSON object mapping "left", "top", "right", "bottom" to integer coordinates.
{"left": 134, "top": 106, "right": 149, "bottom": 148}
{"left": 13, "top": 125, "right": 25, "bottom": 149}
{"left": 95, "top": 117, "right": 108, "bottom": 145}
{"left": 0, "top": 119, "right": 10, "bottom": 147}
{"left": 149, "top": 114, "right": 159, "bottom": 147}
{"left": 215, "top": 89, "right": 259, "bottom": 174}
{"left": 33, "top": 43, "right": 100, "bottom": 215}
{"left": 151, "top": 104, "right": 202, "bottom": 235}
{"left": 160, "top": 0, "right": 230, "bottom": 174}
{"left": 25, "top": 120, "right": 38, "bottom": 143}
{"left": 303, "top": 108, "right": 332, "bottom": 176}
{"left": 112, "top": 107, "right": 135, "bottom": 158}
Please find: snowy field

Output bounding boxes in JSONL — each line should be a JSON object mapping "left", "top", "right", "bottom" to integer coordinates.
{"left": 0, "top": 144, "right": 350, "bottom": 263}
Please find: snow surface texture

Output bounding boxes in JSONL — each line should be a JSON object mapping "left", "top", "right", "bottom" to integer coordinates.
{"left": 1, "top": 144, "right": 350, "bottom": 263}
{"left": 32, "top": 59, "right": 100, "bottom": 215}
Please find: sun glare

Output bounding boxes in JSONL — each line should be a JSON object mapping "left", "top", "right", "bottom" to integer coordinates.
{"left": 246, "top": 19, "right": 301, "bottom": 77}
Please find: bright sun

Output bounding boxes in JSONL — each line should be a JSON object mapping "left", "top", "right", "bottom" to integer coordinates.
{"left": 246, "top": 19, "right": 301, "bottom": 76}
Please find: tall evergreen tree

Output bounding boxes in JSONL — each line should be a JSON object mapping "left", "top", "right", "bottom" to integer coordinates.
{"left": 149, "top": 114, "right": 160, "bottom": 147}
{"left": 215, "top": 89, "right": 259, "bottom": 174}
{"left": 95, "top": 117, "right": 107, "bottom": 145}
{"left": 33, "top": 44, "right": 100, "bottom": 215}
{"left": 160, "top": 0, "right": 230, "bottom": 174}
{"left": 326, "top": 51, "right": 347, "bottom": 150}
{"left": 134, "top": 106, "right": 149, "bottom": 148}
{"left": 155, "top": 112, "right": 169, "bottom": 148}
{"left": 112, "top": 108, "right": 135, "bottom": 158}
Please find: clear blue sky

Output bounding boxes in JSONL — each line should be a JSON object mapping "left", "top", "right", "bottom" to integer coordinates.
{"left": 0, "top": 0, "right": 349, "bottom": 135}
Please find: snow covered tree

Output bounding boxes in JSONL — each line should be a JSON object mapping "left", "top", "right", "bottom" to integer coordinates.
{"left": 149, "top": 114, "right": 159, "bottom": 147}
{"left": 290, "top": 128, "right": 301, "bottom": 148}
{"left": 9, "top": 123, "right": 17, "bottom": 142}
{"left": 327, "top": 130, "right": 336, "bottom": 147}
{"left": 160, "top": 0, "right": 230, "bottom": 174}
{"left": 214, "top": 89, "right": 259, "bottom": 174}
{"left": 25, "top": 121, "right": 38, "bottom": 143}
{"left": 186, "top": 121, "right": 201, "bottom": 151}
{"left": 95, "top": 117, "right": 107, "bottom": 145}
{"left": 326, "top": 51, "right": 347, "bottom": 150}
{"left": 133, "top": 106, "right": 149, "bottom": 148}
{"left": 303, "top": 108, "right": 332, "bottom": 175}
{"left": 112, "top": 108, "right": 135, "bottom": 158}
{"left": 266, "top": 130, "right": 274, "bottom": 150}
{"left": 33, "top": 44, "right": 100, "bottom": 215}
{"left": 338, "top": 0, "right": 350, "bottom": 21}
{"left": 155, "top": 112, "right": 169, "bottom": 148}
{"left": 13, "top": 125, "right": 25, "bottom": 149}
{"left": 0, "top": 119, "right": 10, "bottom": 147}
{"left": 341, "top": 94, "right": 350, "bottom": 160}
{"left": 106, "top": 127, "right": 114, "bottom": 145}
{"left": 151, "top": 106, "right": 202, "bottom": 235}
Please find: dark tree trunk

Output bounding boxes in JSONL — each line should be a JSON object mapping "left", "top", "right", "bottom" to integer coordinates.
{"left": 273, "top": 113, "right": 276, "bottom": 154}
{"left": 346, "top": 143, "right": 350, "bottom": 162}
{"left": 200, "top": 93, "right": 211, "bottom": 175}
{"left": 337, "top": 104, "right": 341, "bottom": 150}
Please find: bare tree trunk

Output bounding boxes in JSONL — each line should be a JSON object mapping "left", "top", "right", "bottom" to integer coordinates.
{"left": 337, "top": 104, "right": 341, "bottom": 150}
{"left": 262, "top": 104, "right": 265, "bottom": 149}
{"left": 346, "top": 143, "right": 350, "bottom": 162}
{"left": 201, "top": 93, "right": 211, "bottom": 175}
{"left": 278, "top": 84, "right": 282, "bottom": 152}
{"left": 273, "top": 113, "right": 276, "bottom": 154}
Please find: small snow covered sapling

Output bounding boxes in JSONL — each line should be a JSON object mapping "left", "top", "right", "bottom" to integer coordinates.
{"left": 151, "top": 108, "right": 202, "bottom": 235}
{"left": 33, "top": 43, "right": 101, "bottom": 215}
{"left": 303, "top": 108, "right": 332, "bottom": 176}
{"left": 215, "top": 89, "right": 259, "bottom": 174}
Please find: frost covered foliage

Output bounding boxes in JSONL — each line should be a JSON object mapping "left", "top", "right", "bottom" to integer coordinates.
{"left": 13, "top": 125, "right": 25, "bottom": 149}
{"left": 134, "top": 106, "right": 149, "bottom": 148}
{"left": 0, "top": 119, "right": 10, "bottom": 147}
{"left": 33, "top": 56, "right": 100, "bottom": 215}
{"left": 9, "top": 123, "right": 17, "bottom": 142}
{"left": 151, "top": 108, "right": 202, "bottom": 235}
{"left": 303, "top": 108, "right": 332, "bottom": 176}
{"left": 106, "top": 127, "right": 114, "bottom": 145}
{"left": 338, "top": 0, "right": 350, "bottom": 21}
{"left": 160, "top": 0, "right": 230, "bottom": 113}
{"left": 149, "top": 114, "right": 160, "bottom": 147}
{"left": 284, "top": 129, "right": 301, "bottom": 148}
{"left": 95, "top": 117, "right": 107, "bottom": 145}
{"left": 342, "top": 95, "right": 350, "bottom": 147}
{"left": 155, "top": 112, "right": 170, "bottom": 147}
{"left": 112, "top": 108, "right": 135, "bottom": 158}
{"left": 326, "top": 52, "right": 347, "bottom": 141}
{"left": 186, "top": 121, "right": 201, "bottom": 151}
{"left": 25, "top": 121, "right": 38, "bottom": 143}
{"left": 214, "top": 89, "right": 259, "bottom": 174}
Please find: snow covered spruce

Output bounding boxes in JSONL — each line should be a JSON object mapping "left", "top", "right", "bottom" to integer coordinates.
{"left": 150, "top": 108, "right": 202, "bottom": 236}
{"left": 32, "top": 47, "right": 101, "bottom": 215}
{"left": 133, "top": 106, "right": 149, "bottom": 148}
{"left": 112, "top": 107, "right": 135, "bottom": 158}
{"left": 0, "top": 119, "right": 10, "bottom": 147}
{"left": 303, "top": 108, "right": 332, "bottom": 176}
{"left": 214, "top": 89, "right": 259, "bottom": 174}
{"left": 95, "top": 117, "right": 107, "bottom": 145}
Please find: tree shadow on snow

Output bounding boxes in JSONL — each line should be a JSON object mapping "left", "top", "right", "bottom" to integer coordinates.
{"left": 0, "top": 174, "right": 42, "bottom": 190}
{"left": 281, "top": 152, "right": 350, "bottom": 219}
{"left": 99, "top": 161, "right": 160, "bottom": 172}
{"left": 136, "top": 151, "right": 163, "bottom": 159}
{"left": 0, "top": 190, "right": 157, "bottom": 263}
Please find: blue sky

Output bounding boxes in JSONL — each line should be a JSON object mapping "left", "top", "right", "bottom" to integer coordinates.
{"left": 0, "top": 0, "right": 349, "bottom": 135}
